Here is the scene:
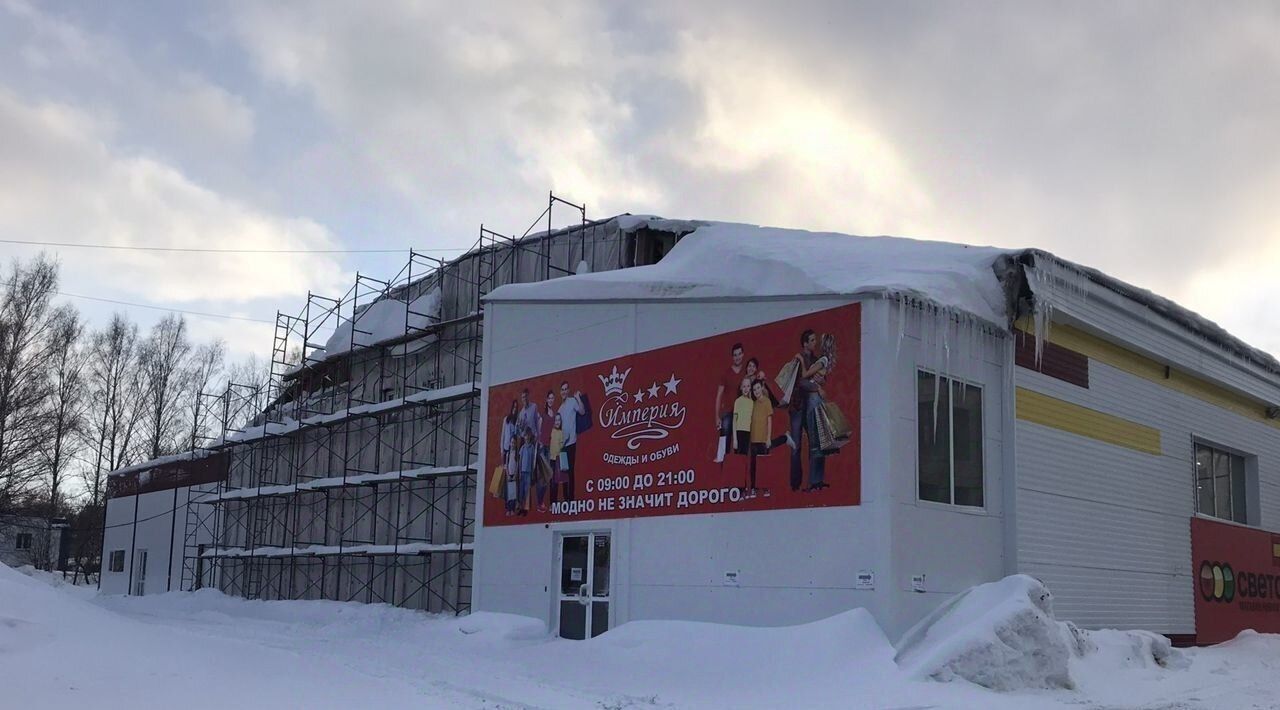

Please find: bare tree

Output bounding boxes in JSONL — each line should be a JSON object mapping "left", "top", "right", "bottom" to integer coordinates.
{"left": 81, "top": 314, "right": 141, "bottom": 507}
{"left": 67, "top": 499, "right": 102, "bottom": 584}
{"left": 0, "top": 256, "right": 59, "bottom": 511}
{"left": 40, "top": 306, "right": 86, "bottom": 512}
{"left": 185, "top": 340, "right": 224, "bottom": 448}
{"left": 225, "top": 353, "right": 271, "bottom": 431}
{"left": 138, "top": 314, "right": 195, "bottom": 459}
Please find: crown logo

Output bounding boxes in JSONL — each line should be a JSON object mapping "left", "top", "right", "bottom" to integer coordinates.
{"left": 597, "top": 365, "right": 631, "bottom": 396}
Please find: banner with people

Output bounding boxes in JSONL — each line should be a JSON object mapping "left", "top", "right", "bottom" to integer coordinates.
{"left": 482, "top": 304, "right": 861, "bottom": 526}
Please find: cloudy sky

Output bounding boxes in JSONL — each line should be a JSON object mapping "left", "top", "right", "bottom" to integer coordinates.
{"left": 2, "top": 1, "right": 1279, "bottom": 359}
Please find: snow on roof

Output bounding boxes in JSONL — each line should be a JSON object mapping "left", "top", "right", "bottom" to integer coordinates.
{"left": 488, "top": 217, "right": 1280, "bottom": 377}
{"left": 485, "top": 220, "right": 1018, "bottom": 326}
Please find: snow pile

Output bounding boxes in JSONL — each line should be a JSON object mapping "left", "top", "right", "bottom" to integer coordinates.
{"left": 487, "top": 220, "right": 1016, "bottom": 326}
{"left": 7, "top": 562, "right": 1280, "bottom": 709}
{"left": 575, "top": 608, "right": 899, "bottom": 706}
{"left": 11, "top": 565, "right": 97, "bottom": 599}
{"left": 894, "top": 575, "right": 1080, "bottom": 690}
{"left": 1078, "top": 627, "right": 1188, "bottom": 672}
{"left": 894, "top": 575, "right": 1191, "bottom": 693}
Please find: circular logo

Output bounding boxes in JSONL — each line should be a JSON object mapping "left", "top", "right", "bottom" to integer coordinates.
{"left": 1199, "top": 561, "right": 1235, "bottom": 602}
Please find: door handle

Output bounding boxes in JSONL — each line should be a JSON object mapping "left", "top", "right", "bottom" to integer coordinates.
{"left": 578, "top": 584, "right": 589, "bottom": 605}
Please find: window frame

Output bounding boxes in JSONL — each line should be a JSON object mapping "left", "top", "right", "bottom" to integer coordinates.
{"left": 15, "top": 532, "right": 32, "bottom": 550}
{"left": 109, "top": 549, "right": 126, "bottom": 573}
{"left": 915, "top": 368, "right": 987, "bottom": 511}
{"left": 1192, "top": 439, "right": 1253, "bottom": 525}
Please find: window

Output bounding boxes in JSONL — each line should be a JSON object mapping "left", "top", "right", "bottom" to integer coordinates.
{"left": 1195, "top": 442, "right": 1249, "bottom": 524}
{"left": 15, "top": 532, "right": 32, "bottom": 550}
{"left": 918, "top": 370, "right": 984, "bottom": 507}
{"left": 109, "top": 550, "right": 125, "bottom": 573}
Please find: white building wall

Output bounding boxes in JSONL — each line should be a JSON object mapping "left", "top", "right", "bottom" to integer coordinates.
{"left": 475, "top": 297, "right": 1010, "bottom": 641}
{"left": 100, "top": 484, "right": 217, "bottom": 595}
{"left": 880, "top": 301, "right": 1009, "bottom": 639}
{"left": 1014, "top": 351, "right": 1280, "bottom": 634}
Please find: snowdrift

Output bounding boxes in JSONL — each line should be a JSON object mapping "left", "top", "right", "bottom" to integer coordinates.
{"left": 11, "top": 563, "right": 1280, "bottom": 709}
{"left": 893, "top": 574, "right": 1188, "bottom": 691}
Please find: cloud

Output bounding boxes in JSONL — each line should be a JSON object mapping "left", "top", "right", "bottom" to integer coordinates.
{"left": 0, "top": 89, "right": 348, "bottom": 306}
{"left": 224, "top": 1, "right": 944, "bottom": 241}
{"left": 227, "top": 2, "right": 663, "bottom": 233}
{"left": 7, "top": 0, "right": 1280, "bottom": 360}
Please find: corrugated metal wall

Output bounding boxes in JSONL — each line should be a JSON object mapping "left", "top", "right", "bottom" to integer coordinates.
{"left": 1015, "top": 333, "right": 1280, "bottom": 633}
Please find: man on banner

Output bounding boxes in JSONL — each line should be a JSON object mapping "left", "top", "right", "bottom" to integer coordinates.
{"left": 714, "top": 342, "right": 748, "bottom": 463}
{"left": 516, "top": 388, "right": 540, "bottom": 441}
{"left": 790, "top": 329, "right": 831, "bottom": 491}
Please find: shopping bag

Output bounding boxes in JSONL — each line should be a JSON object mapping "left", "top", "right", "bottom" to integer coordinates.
{"left": 823, "top": 401, "right": 852, "bottom": 440}
{"left": 576, "top": 393, "right": 593, "bottom": 436}
{"left": 537, "top": 454, "right": 554, "bottom": 486}
{"left": 815, "top": 401, "right": 851, "bottom": 454}
{"left": 715, "top": 432, "right": 727, "bottom": 462}
{"left": 774, "top": 359, "right": 799, "bottom": 406}
{"left": 488, "top": 465, "right": 505, "bottom": 498}
{"left": 559, "top": 451, "right": 570, "bottom": 471}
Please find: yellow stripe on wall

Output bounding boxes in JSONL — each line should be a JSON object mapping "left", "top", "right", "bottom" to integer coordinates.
{"left": 1015, "top": 319, "right": 1280, "bottom": 431}
{"left": 1016, "top": 387, "right": 1162, "bottom": 455}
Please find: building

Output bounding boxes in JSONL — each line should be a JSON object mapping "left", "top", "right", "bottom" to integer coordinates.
{"left": 102, "top": 212, "right": 1280, "bottom": 645}
{"left": 472, "top": 220, "right": 1280, "bottom": 645}
{"left": 100, "top": 200, "right": 686, "bottom": 610}
{"left": 0, "top": 513, "right": 67, "bottom": 571}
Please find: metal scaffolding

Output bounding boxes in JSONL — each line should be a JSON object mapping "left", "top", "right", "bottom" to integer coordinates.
{"left": 179, "top": 195, "right": 628, "bottom": 613}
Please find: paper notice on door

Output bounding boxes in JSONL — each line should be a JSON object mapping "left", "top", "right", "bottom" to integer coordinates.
{"left": 570, "top": 567, "right": 583, "bottom": 582}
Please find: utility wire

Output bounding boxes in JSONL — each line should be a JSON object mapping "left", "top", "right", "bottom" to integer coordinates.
{"left": 0, "top": 238, "right": 467, "bottom": 254}
{"left": 56, "top": 291, "right": 274, "bottom": 324}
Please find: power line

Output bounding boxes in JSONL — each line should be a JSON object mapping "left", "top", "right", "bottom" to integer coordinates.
{"left": 3, "top": 498, "right": 196, "bottom": 533}
{"left": 56, "top": 291, "right": 274, "bottom": 324}
{"left": 0, "top": 238, "right": 468, "bottom": 255}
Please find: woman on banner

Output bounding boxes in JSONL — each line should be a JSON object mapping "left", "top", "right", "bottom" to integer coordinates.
{"left": 501, "top": 399, "right": 519, "bottom": 462}
{"left": 535, "top": 390, "right": 557, "bottom": 512}
{"left": 557, "top": 382, "right": 586, "bottom": 501}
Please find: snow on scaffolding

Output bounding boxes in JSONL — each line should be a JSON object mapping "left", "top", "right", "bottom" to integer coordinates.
{"left": 196, "top": 463, "right": 478, "bottom": 503}
{"left": 201, "top": 542, "right": 474, "bottom": 558}
{"left": 316, "top": 287, "right": 442, "bottom": 360}
{"left": 218, "top": 381, "right": 477, "bottom": 446}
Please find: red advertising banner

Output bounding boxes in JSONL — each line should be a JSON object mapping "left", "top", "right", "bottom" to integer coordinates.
{"left": 1191, "top": 516, "right": 1280, "bottom": 644}
{"left": 482, "top": 304, "right": 861, "bottom": 526}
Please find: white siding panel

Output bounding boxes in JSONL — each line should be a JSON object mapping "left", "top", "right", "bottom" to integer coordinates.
{"left": 1016, "top": 343, "right": 1280, "bottom": 634}
{"left": 1021, "top": 562, "right": 1194, "bottom": 632}
{"left": 1031, "top": 264, "right": 1280, "bottom": 407}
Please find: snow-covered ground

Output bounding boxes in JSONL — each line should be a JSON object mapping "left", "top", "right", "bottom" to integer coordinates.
{"left": 3, "top": 563, "right": 1280, "bottom": 709}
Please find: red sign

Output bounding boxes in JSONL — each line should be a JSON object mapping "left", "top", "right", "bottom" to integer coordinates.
{"left": 1191, "top": 516, "right": 1280, "bottom": 644}
{"left": 482, "top": 304, "right": 861, "bottom": 526}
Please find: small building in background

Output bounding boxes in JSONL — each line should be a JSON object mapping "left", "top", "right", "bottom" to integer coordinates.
{"left": 0, "top": 513, "right": 67, "bottom": 571}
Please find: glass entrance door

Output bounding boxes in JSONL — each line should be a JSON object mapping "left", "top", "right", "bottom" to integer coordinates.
{"left": 557, "top": 533, "right": 611, "bottom": 639}
{"left": 132, "top": 549, "right": 148, "bottom": 596}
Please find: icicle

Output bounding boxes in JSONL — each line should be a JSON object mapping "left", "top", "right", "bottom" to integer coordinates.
{"left": 895, "top": 293, "right": 908, "bottom": 360}
{"left": 943, "top": 307, "right": 952, "bottom": 383}
{"left": 1026, "top": 264, "right": 1055, "bottom": 367}
{"left": 932, "top": 303, "right": 944, "bottom": 438}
